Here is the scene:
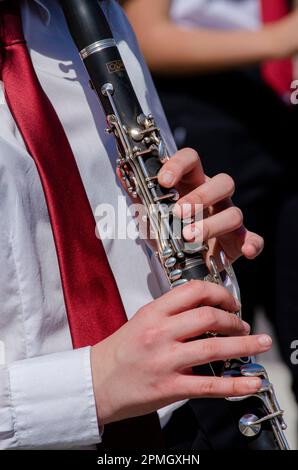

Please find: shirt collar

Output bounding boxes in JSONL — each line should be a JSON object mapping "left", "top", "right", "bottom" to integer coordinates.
{"left": 27, "top": 0, "right": 51, "bottom": 26}
{"left": 0, "top": 1, "right": 52, "bottom": 25}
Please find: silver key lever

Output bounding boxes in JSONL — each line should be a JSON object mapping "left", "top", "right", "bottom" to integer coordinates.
{"left": 224, "top": 363, "right": 290, "bottom": 450}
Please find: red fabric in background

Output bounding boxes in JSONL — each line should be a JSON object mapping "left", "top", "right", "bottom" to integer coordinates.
{"left": 261, "top": 0, "right": 293, "bottom": 100}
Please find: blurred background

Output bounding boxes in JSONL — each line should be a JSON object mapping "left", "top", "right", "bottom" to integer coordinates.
{"left": 122, "top": 0, "right": 298, "bottom": 449}
{"left": 256, "top": 312, "right": 298, "bottom": 449}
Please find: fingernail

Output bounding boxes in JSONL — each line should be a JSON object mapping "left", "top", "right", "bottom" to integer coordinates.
{"left": 234, "top": 298, "right": 241, "bottom": 311}
{"left": 242, "top": 321, "right": 251, "bottom": 334}
{"left": 249, "top": 242, "right": 257, "bottom": 251}
{"left": 247, "top": 243, "right": 258, "bottom": 257}
{"left": 160, "top": 171, "right": 174, "bottom": 186}
{"left": 183, "top": 224, "right": 201, "bottom": 241}
{"left": 258, "top": 335, "right": 272, "bottom": 347}
{"left": 247, "top": 378, "right": 262, "bottom": 390}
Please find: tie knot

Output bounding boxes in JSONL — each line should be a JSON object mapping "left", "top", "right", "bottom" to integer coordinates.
{"left": 0, "top": 0, "right": 25, "bottom": 48}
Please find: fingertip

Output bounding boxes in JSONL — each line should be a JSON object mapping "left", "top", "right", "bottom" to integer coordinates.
{"left": 234, "top": 297, "right": 242, "bottom": 312}
{"left": 223, "top": 377, "right": 262, "bottom": 398}
{"left": 158, "top": 170, "right": 175, "bottom": 188}
{"left": 242, "top": 243, "right": 258, "bottom": 259}
{"left": 229, "top": 378, "right": 262, "bottom": 397}
{"left": 182, "top": 227, "right": 193, "bottom": 242}
{"left": 183, "top": 224, "right": 201, "bottom": 242}
{"left": 258, "top": 334, "right": 272, "bottom": 349}
{"left": 244, "top": 234, "right": 264, "bottom": 258}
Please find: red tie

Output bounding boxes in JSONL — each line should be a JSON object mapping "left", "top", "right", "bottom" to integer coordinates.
{"left": 261, "top": 0, "right": 293, "bottom": 101}
{"left": 0, "top": 0, "right": 162, "bottom": 449}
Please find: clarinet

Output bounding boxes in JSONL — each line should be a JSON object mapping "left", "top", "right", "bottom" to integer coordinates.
{"left": 60, "top": 0, "right": 290, "bottom": 450}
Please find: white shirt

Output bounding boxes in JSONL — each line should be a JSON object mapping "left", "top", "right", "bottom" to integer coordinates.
{"left": 170, "top": 0, "right": 261, "bottom": 31}
{"left": 0, "top": 0, "right": 179, "bottom": 449}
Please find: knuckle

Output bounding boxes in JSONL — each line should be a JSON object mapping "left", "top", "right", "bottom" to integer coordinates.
{"left": 141, "top": 326, "right": 164, "bottom": 349}
{"left": 216, "top": 284, "right": 231, "bottom": 305}
{"left": 162, "top": 160, "right": 180, "bottom": 178}
{"left": 229, "top": 313, "right": 243, "bottom": 331}
{"left": 184, "top": 147, "right": 200, "bottom": 162}
{"left": 194, "top": 280, "right": 209, "bottom": 301}
{"left": 160, "top": 375, "right": 181, "bottom": 401}
{"left": 241, "top": 337, "right": 253, "bottom": 356}
{"left": 202, "top": 219, "right": 210, "bottom": 240}
{"left": 180, "top": 195, "right": 193, "bottom": 208}
{"left": 199, "top": 379, "right": 215, "bottom": 396}
{"left": 199, "top": 338, "right": 216, "bottom": 361}
{"left": 199, "top": 307, "right": 218, "bottom": 331}
{"left": 139, "top": 302, "right": 155, "bottom": 319}
{"left": 171, "top": 374, "right": 190, "bottom": 401}
{"left": 196, "top": 184, "right": 207, "bottom": 200}
{"left": 230, "top": 379, "right": 240, "bottom": 396}
{"left": 185, "top": 279, "right": 205, "bottom": 295}
{"left": 169, "top": 161, "right": 181, "bottom": 174}
{"left": 219, "top": 173, "right": 235, "bottom": 195}
{"left": 177, "top": 279, "right": 205, "bottom": 305}
{"left": 199, "top": 280, "right": 220, "bottom": 301}
{"left": 230, "top": 206, "right": 243, "bottom": 227}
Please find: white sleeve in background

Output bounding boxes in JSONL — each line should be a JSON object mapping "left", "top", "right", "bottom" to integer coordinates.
{"left": 0, "top": 347, "right": 101, "bottom": 449}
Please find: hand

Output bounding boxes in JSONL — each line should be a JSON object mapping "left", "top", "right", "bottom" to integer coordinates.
{"left": 91, "top": 280, "right": 272, "bottom": 425}
{"left": 158, "top": 148, "right": 264, "bottom": 266}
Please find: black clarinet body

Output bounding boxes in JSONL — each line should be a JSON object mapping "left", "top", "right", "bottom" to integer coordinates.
{"left": 60, "top": 0, "right": 290, "bottom": 450}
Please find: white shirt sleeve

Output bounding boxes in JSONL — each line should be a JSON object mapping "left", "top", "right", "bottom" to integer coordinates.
{"left": 0, "top": 347, "right": 101, "bottom": 449}
{"left": 170, "top": 0, "right": 261, "bottom": 31}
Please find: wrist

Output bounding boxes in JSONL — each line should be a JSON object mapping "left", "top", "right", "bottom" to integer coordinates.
{"left": 91, "top": 342, "right": 114, "bottom": 427}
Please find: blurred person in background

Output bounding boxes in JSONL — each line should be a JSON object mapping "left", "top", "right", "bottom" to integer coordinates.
{"left": 124, "top": 0, "right": 298, "bottom": 413}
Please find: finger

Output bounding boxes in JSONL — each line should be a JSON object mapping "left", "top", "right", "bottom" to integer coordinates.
{"left": 241, "top": 231, "right": 265, "bottom": 260}
{"left": 158, "top": 148, "right": 205, "bottom": 188}
{"left": 174, "top": 173, "right": 235, "bottom": 218}
{"left": 218, "top": 226, "right": 264, "bottom": 263}
{"left": 183, "top": 207, "right": 243, "bottom": 243}
{"left": 176, "top": 334, "right": 272, "bottom": 369}
{"left": 177, "top": 375, "right": 262, "bottom": 399}
{"left": 211, "top": 199, "right": 264, "bottom": 262}
{"left": 149, "top": 280, "right": 240, "bottom": 317}
{"left": 170, "top": 307, "right": 250, "bottom": 341}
